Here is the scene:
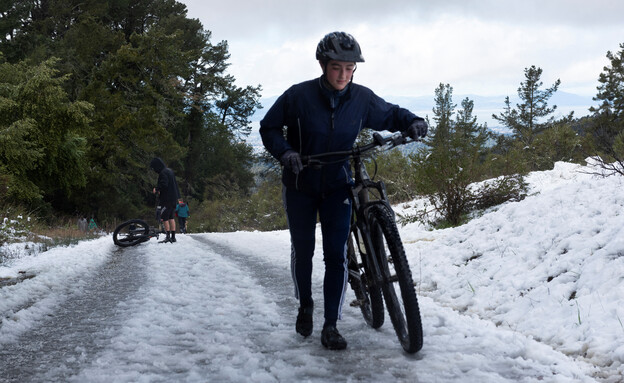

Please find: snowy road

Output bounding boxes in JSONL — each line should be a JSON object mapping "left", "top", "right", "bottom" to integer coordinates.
{"left": 0, "top": 246, "right": 147, "bottom": 382}
{"left": 1, "top": 234, "right": 597, "bottom": 382}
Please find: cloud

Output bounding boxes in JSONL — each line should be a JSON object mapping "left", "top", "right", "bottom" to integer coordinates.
{"left": 183, "top": 0, "right": 624, "bottom": 40}
{"left": 178, "top": 0, "right": 624, "bottom": 101}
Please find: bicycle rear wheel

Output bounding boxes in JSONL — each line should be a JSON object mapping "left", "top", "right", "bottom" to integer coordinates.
{"left": 368, "top": 204, "right": 423, "bottom": 353}
{"left": 347, "top": 232, "right": 384, "bottom": 328}
{"left": 113, "top": 219, "right": 150, "bottom": 247}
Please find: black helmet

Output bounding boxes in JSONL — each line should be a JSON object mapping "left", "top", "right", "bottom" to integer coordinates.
{"left": 316, "top": 32, "right": 365, "bottom": 63}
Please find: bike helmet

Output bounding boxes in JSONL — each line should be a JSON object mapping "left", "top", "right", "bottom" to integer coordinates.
{"left": 316, "top": 32, "right": 365, "bottom": 63}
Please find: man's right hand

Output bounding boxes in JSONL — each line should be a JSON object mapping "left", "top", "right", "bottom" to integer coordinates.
{"left": 408, "top": 119, "right": 428, "bottom": 139}
{"left": 280, "top": 150, "right": 303, "bottom": 174}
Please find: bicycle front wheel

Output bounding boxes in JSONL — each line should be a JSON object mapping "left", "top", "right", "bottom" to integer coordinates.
{"left": 368, "top": 204, "right": 423, "bottom": 353}
{"left": 113, "top": 219, "right": 150, "bottom": 247}
{"left": 347, "top": 232, "right": 384, "bottom": 329}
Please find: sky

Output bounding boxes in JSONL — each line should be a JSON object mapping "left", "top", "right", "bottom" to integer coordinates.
{"left": 1, "top": 158, "right": 624, "bottom": 381}
{"left": 177, "top": 0, "right": 624, "bottom": 101}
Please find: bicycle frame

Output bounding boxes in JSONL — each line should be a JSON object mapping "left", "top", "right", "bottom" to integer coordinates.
{"left": 349, "top": 152, "right": 396, "bottom": 290}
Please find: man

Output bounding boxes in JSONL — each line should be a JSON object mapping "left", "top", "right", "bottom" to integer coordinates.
{"left": 259, "top": 32, "right": 427, "bottom": 350}
{"left": 150, "top": 157, "right": 181, "bottom": 243}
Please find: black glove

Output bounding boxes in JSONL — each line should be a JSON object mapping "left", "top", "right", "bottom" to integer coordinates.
{"left": 280, "top": 150, "right": 303, "bottom": 175}
{"left": 408, "top": 119, "right": 428, "bottom": 139}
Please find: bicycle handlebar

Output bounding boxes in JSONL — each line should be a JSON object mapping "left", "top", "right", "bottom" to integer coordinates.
{"left": 301, "top": 131, "right": 415, "bottom": 166}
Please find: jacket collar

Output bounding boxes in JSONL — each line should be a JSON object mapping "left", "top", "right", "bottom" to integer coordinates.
{"left": 318, "top": 76, "right": 351, "bottom": 109}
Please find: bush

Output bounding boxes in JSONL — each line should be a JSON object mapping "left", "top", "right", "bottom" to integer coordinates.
{"left": 471, "top": 174, "right": 527, "bottom": 210}
{"left": 192, "top": 172, "right": 286, "bottom": 232}
{"left": 365, "top": 148, "right": 417, "bottom": 204}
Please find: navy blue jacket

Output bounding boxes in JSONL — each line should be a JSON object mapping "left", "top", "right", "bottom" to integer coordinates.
{"left": 260, "top": 77, "right": 422, "bottom": 194}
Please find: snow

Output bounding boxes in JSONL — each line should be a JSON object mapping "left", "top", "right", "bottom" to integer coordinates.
{"left": 1, "top": 160, "right": 623, "bottom": 382}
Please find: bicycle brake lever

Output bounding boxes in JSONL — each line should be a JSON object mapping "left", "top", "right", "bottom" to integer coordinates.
{"left": 392, "top": 132, "right": 408, "bottom": 146}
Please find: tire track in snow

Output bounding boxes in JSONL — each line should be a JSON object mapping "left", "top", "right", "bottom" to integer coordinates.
{"left": 201, "top": 233, "right": 599, "bottom": 382}
{"left": 193, "top": 235, "right": 421, "bottom": 381}
{"left": 0, "top": 247, "right": 147, "bottom": 382}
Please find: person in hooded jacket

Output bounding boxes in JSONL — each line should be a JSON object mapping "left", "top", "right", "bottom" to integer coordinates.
{"left": 150, "top": 157, "right": 181, "bottom": 243}
{"left": 259, "top": 31, "right": 428, "bottom": 350}
{"left": 175, "top": 198, "right": 190, "bottom": 233}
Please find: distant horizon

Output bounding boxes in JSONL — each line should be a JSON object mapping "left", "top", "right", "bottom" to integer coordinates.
{"left": 252, "top": 90, "right": 595, "bottom": 130}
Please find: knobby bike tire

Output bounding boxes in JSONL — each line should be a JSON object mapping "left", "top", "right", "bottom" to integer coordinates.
{"left": 367, "top": 204, "right": 423, "bottom": 353}
{"left": 347, "top": 232, "right": 384, "bottom": 329}
{"left": 113, "top": 219, "right": 150, "bottom": 247}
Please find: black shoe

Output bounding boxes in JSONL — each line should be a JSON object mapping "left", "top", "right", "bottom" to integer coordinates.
{"left": 159, "top": 232, "right": 171, "bottom": 243}
{"left": 321, "top": 326, "right": 347, "bottom": 350}
{"left": 296, "top": 305, "right": 314, "bottom": 337}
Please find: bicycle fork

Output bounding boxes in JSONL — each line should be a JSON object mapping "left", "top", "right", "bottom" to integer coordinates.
{"left": 348, "top": 158, "right": 394, "bottom": 290}
{"left": 349, "top": 202, "right": 387, "bottom": 290}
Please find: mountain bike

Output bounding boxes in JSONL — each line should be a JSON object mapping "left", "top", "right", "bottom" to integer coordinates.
{"left": 303, "top": 131, "right": 423, "bottom": 354}
{"left": 113, "top": 199, "right": 166, "bottom": 247}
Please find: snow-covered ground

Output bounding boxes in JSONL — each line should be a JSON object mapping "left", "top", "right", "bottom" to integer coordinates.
{"left": 1, "top": 160, "right": 623, "bottom": 382}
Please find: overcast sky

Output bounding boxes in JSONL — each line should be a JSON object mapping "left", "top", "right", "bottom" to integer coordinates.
{"left": 178, "top": 0, "right": 624, "bottom": 102}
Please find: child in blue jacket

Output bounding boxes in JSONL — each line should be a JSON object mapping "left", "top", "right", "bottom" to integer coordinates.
{"left": 175, "top": 198, "right": 189, "bottom": 234}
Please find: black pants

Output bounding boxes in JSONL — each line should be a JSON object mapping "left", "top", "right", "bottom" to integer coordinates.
{"left": 178, "top": 217, "right": 187, "bottom": 233}
{"left": 283, "top": 186, "right": 351, "bottom": 325}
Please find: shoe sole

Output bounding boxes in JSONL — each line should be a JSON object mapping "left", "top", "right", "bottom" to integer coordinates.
{"left": 296, "top": 326, "right": 313, "bottom": 337}
{"left": 321, "top": 339, "right": 347, "bottom": 350}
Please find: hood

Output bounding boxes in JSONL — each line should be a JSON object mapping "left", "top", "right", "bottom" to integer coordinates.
{"left": 150, "top": 157, "right": 166, "bottom": 173}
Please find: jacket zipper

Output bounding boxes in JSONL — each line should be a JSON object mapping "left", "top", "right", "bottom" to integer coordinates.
{"left": 320, "top": 110, "right": 336, "bottom": 196}
{"left": 295, "top": 118, "right": 302, "bottom": 190}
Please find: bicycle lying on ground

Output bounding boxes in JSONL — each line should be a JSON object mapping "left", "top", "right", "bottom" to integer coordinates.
{"left": 113, "top": 199, "right": 166, "bottom": 247}
{"left": 303, "top": 131, "right": 423, "bottom": 354}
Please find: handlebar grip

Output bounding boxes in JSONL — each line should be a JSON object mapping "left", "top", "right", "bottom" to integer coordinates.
{"left": 373, "top": 132, "right": 385, "bottom": 146}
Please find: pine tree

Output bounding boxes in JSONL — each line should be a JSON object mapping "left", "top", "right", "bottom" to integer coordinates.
{"left": 587, "top": 43, "right": 624, "bottom": 176}
{"left": 0, "top": 58, "right": 92, "bottom": 204}
{"left": 409, "top": 84, "right": 525, "bottom": 227}
{"left": 493, "top": 65, "right": 561, "bottom": 147}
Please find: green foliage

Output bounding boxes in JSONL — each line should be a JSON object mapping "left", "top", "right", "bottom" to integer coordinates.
{"left": 484, "top": 135, "right": 531, "bottom": 177}
{"left": 408, "top": 83, "right": 526, "bottom": 227}
{"left": 364, "top": 148, "right": 416, "bottom": 204}
{"left": 193, "top": 171, "right": 286, "bottom": 232}
{"left": 591, "top": 43, "right": 624, "bottom": 120}
{"left": 586, "top": 43, "right": 624, "bottom": 175}
{"left": 531, "top": 118, "right": 584, "bottom": 170}
{"left": 493, "top": 65, "right": 562, "bottom": 148}
{"left": 216, "top": 84, "right": 264, "bottom": 139}
{"left": 0, "top": 58, "right": 92, "bottom": 205}
{"left": 0, "top": 0, "right": 263, "bottom": 225}
{"left": 471, "top": 174, "right": 527, "bottom": 211}
{"left": 487, "top": 65, "right": 587, "bottom": 174}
